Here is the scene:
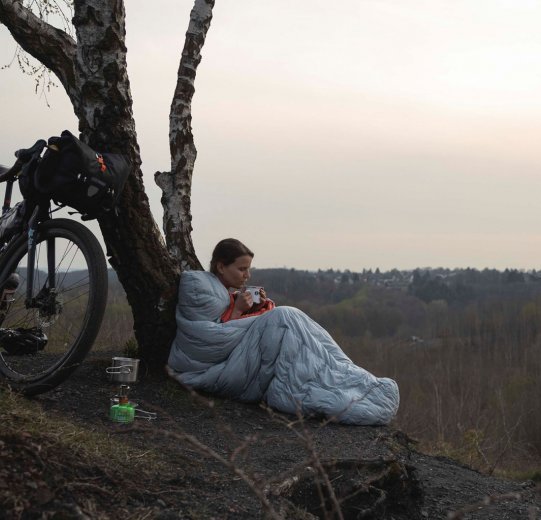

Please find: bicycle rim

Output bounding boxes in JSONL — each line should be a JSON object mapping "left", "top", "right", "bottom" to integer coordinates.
{"left": 0, "top": 219, "right": 107, "bottom": 394}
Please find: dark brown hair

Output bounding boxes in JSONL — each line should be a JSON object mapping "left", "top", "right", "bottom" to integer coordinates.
{"left": 210, "top": 238, "right": 254, "bottom": 274}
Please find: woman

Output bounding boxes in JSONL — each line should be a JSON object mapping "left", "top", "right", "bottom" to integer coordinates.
{"left": 167, "top": 239, "right": 399, "bottom": 425}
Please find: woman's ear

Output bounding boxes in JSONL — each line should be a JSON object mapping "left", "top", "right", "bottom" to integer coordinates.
{"left": 216, "top": 262, "right": 224, "bottom": 275}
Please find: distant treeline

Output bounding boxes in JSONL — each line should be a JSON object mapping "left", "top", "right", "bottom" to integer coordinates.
{"left": 248, "top": 267, "right": 541, "bottom": 339}
{"left": 251, "top": 266, "right": 541, "bottom": 305}
{"left": 105, "top": 266, "right": 541, "bottom": 343}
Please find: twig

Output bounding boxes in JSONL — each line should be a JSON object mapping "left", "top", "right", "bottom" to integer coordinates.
{"left": 65, "top": 482, "right": 115, "bottom": 496}
{"left": 157, "top": 429, "right": 282, "bottom": 520}
{"left": 487, "top": 394, "right": 524, "bottom": 475}
{"left": 447, "top": 492, "right": 523, "bottom": 519}
{"left": 281, "top": 405, "right": 346, "bottom": 520}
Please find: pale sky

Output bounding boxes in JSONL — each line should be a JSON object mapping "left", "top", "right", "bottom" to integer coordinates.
{"left": 1, "top": 0, "right": 541, "bottom": 271}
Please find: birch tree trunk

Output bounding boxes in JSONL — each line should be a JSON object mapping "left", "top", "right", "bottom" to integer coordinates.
{"left": 155, "top": 0, "right": 214, "bottom": 270}
{"left": 0, "top": 0, "right": 210, "bottom": 368}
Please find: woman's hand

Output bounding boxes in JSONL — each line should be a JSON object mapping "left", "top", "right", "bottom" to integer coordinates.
{"left": 250, "top": 287, "right": 267, "bottom": 312}
{"left": 230, "top": 290, "right": 253, "bottom": 319}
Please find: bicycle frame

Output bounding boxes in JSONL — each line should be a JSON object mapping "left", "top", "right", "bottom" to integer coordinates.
{"left": 0, "top": 173, "right": 55, "bottom": 312}
{"left": 0, "top": 138, "right": 109, "bottom": 395}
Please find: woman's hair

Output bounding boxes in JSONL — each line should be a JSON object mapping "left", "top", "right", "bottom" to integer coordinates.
{"left": 210, "top": 238, "right": 254, "bottom": 274}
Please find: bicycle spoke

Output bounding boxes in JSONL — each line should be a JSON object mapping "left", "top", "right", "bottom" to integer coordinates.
{"left": 0, "top": 223, "right": 105, "bottom": 386}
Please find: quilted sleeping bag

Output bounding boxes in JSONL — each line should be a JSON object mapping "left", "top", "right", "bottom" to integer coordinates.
{"left": 167, "top": 270, "right": 399, "bottom": 425}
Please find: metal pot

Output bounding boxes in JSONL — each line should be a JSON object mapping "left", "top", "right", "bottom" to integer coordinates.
{"left": 106, "top": 356, "right": 140, "bottom": 383}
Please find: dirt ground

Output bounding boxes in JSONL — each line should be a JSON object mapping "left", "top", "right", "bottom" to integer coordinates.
{"left": 1, "top": 349, "right": 540, "bottom": 519}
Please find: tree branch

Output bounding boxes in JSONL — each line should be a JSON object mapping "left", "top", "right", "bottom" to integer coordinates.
{"left": 155, "top": 0, "right": 215, "bottom": 270}
{"left": 0, "top": 0, "right": 77, "bottom": 97}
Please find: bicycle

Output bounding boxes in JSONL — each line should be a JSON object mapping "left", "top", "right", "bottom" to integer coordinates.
{"left": 0, "top": 139, "right": 109, "bottom": 396}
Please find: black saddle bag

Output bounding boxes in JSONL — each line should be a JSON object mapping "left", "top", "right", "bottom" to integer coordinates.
{"left": 34, "top": 130, "right": 130, "bottom": 220}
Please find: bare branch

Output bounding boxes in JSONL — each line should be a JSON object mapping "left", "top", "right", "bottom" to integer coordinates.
{"left": 0, "top": 0, "right": 77, "bottom": 96}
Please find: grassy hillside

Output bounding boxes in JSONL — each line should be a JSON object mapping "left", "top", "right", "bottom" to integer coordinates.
{"left": 2, "top": 356, "right": 540, "bottom": 519}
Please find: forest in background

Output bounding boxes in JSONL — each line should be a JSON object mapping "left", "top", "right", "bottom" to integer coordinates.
{"left": 98, "top": 266, "right": 541, "bottom": 479}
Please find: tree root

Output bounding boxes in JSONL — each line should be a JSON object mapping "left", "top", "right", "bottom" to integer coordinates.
{"left": 270, "top": 458, "right": 424, "bottom": 520}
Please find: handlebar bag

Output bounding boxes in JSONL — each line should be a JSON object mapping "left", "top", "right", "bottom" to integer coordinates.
{"left": 34, "top": 130, "right": 130, "bottom": 220}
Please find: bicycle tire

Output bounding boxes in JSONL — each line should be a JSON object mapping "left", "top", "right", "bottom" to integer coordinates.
{"left": 0, "top": 218, "right": 108, "bottom": 395}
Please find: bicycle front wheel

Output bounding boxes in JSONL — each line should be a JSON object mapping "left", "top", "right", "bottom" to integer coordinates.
{"left": 0, "top": 218, "right": 108, "bottom": 395}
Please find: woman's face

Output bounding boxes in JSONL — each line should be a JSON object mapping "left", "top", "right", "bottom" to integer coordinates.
{"left": 216, "top": 255, "right": 252, "bottom": 288}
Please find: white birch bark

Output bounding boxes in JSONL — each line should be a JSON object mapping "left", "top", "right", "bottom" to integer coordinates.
{"left": 154, "top": 0, "right": 215, "bottom": 270}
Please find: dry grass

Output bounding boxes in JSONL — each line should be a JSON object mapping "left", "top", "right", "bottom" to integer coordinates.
{"left": 0, "top": 387, "right": 170, "bottom": 473}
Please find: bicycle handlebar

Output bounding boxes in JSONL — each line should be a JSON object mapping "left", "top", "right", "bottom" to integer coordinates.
{"left": 0, "top": 158, "right": 24, "bottom": 183}
{"left": 15, "top": 139, "right": 47, "bottom": 161}
{"left": 0, "top": 139, "right": 47, "bottom": 184}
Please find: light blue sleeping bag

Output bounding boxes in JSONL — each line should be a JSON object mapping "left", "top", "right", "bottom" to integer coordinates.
{"left": 167, "top": 270, "right": 399, "bottom": 425}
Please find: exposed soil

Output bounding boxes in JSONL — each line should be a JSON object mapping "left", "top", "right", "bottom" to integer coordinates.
{"left": 1, "top": 349, "right": 540, "bottom": 519}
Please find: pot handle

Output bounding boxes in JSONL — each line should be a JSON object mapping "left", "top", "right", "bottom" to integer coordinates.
{"left": 106, "top": 365, "right": 132, "bottom": 374}
{"left": 135, "top": 408, "right": 157, "bottom": 421}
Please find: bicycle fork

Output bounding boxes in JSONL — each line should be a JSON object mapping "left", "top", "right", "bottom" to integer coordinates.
{"left": 25, "top": 208, "right": 56, "bottom": 300}
{"left": 25, "top": 210, "right": 39, "bottom": 307}
{"left": 0, "top": 209, "right": 57, "bottom": 326}
{"left": 25, "top": 209, "right": 56, "bottom": 310}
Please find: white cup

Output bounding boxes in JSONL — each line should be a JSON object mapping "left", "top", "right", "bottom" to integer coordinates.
{"left": 244, "top": 286, "right": 261, "bottom": 304}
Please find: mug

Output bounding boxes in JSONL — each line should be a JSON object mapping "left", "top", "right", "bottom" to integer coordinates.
{"left": 244, "top": 286, "right": 261, "bottom": 304}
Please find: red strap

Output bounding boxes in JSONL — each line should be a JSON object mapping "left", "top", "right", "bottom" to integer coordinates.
{"left": 220, "top": 293, "right": 236, "bottom": 323}
{"left": 221, "top": 294, "right": 275, "bottom": 323}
